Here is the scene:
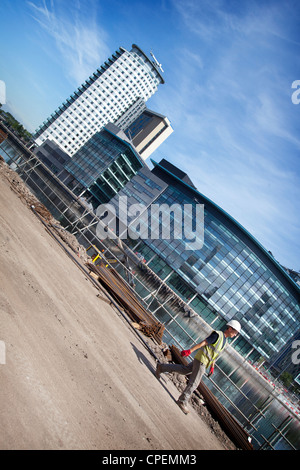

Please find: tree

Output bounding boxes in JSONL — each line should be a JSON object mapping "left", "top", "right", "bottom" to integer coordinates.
{"left": 0, "top": 108, "right": 32, "bottom": 142}
{"left": 280, "top": 371, "right": 293, "bottom": 388}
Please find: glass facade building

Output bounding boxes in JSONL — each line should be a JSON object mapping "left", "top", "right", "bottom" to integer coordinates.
{"left": 64, "top": 124, "right": 145, "bottom": 207}
{"left": 33, "top": 139, "right": 71, "bottom": 175}
{"left": 121, "top": 108, "right": 174, "bottom": 160}
{"left": 108, "top": 159, "right": 300, "bottom": 370}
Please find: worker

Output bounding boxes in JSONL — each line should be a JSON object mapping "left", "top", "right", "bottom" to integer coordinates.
{"left": 155, "top": 320, "right": 241, "bottom": 414}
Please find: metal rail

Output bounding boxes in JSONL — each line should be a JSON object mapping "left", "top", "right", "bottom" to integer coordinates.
{"left": 1, "top": 127, "right": 299, "bottom": 450}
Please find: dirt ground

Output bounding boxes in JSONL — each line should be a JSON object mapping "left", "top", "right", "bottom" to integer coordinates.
{"left": 0, "top": 160, "right": 236, "bottom": 451}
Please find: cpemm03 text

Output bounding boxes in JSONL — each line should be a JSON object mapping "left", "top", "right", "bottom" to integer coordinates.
{"left": 146, "top": 454, "right": 197, "bottom": 465}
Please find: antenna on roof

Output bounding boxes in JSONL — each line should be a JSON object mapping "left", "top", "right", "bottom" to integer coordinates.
{"left": 150, "top": 51, "right": 164, "bottom": 73}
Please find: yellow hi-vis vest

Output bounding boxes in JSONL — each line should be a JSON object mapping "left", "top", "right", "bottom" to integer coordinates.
{"left": 194, "top": 331, "right": 226, "bottom": 368}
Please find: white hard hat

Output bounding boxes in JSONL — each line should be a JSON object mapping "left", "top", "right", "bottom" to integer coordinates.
{"left": 227, "top": 319, "right": 241, "bottom": 333}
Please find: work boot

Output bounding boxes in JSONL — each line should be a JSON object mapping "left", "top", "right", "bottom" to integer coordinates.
{"left": 176, "top": 400, "right": 189, "bottom": 415}
{"left": 155, "top": 362, "right": 162, "bottom": 379}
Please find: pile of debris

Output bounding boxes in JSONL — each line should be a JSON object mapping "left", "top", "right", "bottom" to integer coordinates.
{"left": 86, "top": 262, "right": 165, "bottom": 344}
{"left": 0, "top": 160, "right": 51, "bottom": 217}
{"left": 0, "top": 160, "right": 90, "bottom": 263}
{"left": 50, "top": 224, "right": 91, "bottom": 264}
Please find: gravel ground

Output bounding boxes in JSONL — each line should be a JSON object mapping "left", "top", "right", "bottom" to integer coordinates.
{"left": 0, "top": 160, "right": 236, "bottom": 450}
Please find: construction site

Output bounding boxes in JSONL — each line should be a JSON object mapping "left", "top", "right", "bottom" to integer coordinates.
{"left": 0, "top": 124, "right": 299, "bottom": 451}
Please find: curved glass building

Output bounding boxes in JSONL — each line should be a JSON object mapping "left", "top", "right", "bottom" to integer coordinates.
{"left": 109, "top": 159, "right": 300, "bottom": 369}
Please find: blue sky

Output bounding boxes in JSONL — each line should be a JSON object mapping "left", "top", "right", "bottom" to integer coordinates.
{"left": 1, "top": 0, "right": 300, "bottom": 271}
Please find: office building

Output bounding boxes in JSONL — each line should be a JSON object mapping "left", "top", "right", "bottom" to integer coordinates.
{"left": 270, "top": 331, "right": 300, "bottom": 380}
{"left": 114, "top": 97, "right": 147, "bottom": 133}
{"left": 33, "top": 44, "right": 165, "bottom": 157}
{"left": 61, "top": 123, "right": 145, "bottom": 207}
{"left": 106, "top": 159, "right": 300, "bottom": 373}
{"left": 59, "top": 107, "right": 173, "bottom": 207}
{"left": 117, "top": 108, "right": 173, "bottom": 160}
{"left": 34, "top": 139, "right": 71, "bottom": 174}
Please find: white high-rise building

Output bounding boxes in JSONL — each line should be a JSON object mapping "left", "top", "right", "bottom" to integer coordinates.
{"left": 34, "top": 44, "right": 164, "bottom": 157}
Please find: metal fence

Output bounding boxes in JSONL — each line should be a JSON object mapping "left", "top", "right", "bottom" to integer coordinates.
{"left": 0, "top": 125, "right": 299, "bottom": 450}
